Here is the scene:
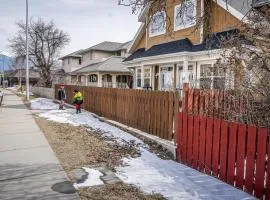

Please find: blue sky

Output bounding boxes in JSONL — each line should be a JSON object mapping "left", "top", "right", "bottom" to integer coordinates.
{"left": 0, "top": 0, "right": 140, "bottom": 56}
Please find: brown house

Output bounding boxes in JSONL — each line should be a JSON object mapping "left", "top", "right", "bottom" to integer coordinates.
{"left": 124, "top": 0, "right": 252, "bottom": 91}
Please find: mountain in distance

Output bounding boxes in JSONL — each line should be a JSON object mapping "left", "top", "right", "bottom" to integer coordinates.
{"left": 0, "top": 51, "right": 13, "bottom": 71}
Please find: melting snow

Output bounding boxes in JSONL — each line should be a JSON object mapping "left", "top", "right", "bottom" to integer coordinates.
{"left": 31, "top": 98, "right": 255, "bottom": 200}
{"left": 73, "top": 167, "right": 104, "bottom": 189}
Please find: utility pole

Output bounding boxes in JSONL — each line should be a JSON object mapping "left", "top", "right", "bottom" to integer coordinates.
{"left": 26, "top": 0, "right": 30, "bottom": 100}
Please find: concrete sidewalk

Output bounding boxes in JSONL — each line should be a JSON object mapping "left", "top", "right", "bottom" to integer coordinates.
{"left": 0, "top": 90, "right": 79, "bottom": 200}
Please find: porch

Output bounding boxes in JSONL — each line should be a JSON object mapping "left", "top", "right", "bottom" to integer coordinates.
{"left": 75, "top": 73, "right": 132, "bottom": 89}
{"left": 130, "top": 55, "right": 229, "bottom": 92}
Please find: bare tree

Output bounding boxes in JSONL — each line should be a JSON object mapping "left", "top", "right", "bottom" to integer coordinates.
{"left": 9, "top": 18, "right": 70, "bottom": 87}
{"left": 118, "top": 0, "right": 251, "bottom": 37}
{"left": 219, "top": 5, "right": 270, "bottom": 128}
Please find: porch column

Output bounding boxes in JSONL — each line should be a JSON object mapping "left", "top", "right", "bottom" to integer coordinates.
{"left": 151, "top": 65, "right": 155, "bottom": 89}
{"left": 183, "top": 58, "right": 189, "bottom": 83}
{"left": 141, "top": 65, "right": 144, "bottom": 88}
{"left": 173, "top": 64, "right": 177, "bottom": 90}
{"left": 112, "top": 74, "right": 117, "bottom": 88}
{"left": 97, "top": 73, "right": 102, "bottom": 87}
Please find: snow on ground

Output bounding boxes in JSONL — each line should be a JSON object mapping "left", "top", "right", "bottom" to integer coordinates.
{"left": 31, "top": 98, "right": 255, "bottom": 200}
{"left": 73, "top": 167, "right": 104, "bottom": 189}
{"left": 31, "top": 98, "right": 59, "bottom": 110}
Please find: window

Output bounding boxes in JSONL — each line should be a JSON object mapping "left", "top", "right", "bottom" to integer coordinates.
{"left": 177, "top": 64, "right": 195, "bottom": 89}
{"left": 136, "top": 68, "right": 142, "bottom": 88}
{"left": 149, "top": 11, "right": 166, "bottom": 37}
{"left": 160, "top": 67, "right": 173, "bottom": 90}
{"left": 199, "top": 64, "right": 226, "bottom": 89}
{"left": 174, "top": 0, "right": 196, "bottom": 31}
{"left": 68, "top": 58, "right": 70, "bottom": 64}
{"left": 143, "top": 68, "right": 151, "bottom": 87}
{"left": 88, "top": 74, "right": 98, "bottom": 82}
{"left": 116, "top": 51, "right": 121, "bottom": 56}
{"left": 78, "top": 58, "right": 82, "bottom": 65}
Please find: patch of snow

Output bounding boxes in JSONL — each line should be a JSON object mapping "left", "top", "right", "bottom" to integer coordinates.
{"left": 7, "top": 86, "right": 17, "bottom": 91}
{"left": 30, "top": 98, "right": 59, "bottom": 110}
{"left": 31, "top": 98, "right": 255, "bottom": 200}
{"left": 73, "top": 167, "right": 104, "bottom": 189}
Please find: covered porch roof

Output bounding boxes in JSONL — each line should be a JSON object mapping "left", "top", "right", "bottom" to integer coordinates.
{"left": 71, "top": 56, "right": 131, "bottom": 75}
{"left": 124, "top": 29, "right": 238, "bottom": 63}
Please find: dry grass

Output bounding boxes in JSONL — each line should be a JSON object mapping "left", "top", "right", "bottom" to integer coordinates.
{"left": 35, "top": 117, "right": 165, "bottom": 200}
{"left": 79, "top": 183, "right": 165, "bottom": 200}
{"left": 35, "top": 117, "right": 139, "bottom": 171}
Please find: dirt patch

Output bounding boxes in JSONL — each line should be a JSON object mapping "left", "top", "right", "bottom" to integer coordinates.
{"left": 79, "top": 183, "right": 165, "bottom": 200}
{"left": 35, "top": 117, "right": 139, "bottom": 171}
{"left": 35, "top": 117, "right": 165, "bottom": 200}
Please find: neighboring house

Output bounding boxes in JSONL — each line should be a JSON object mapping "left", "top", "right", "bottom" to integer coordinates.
{"left": 124, "top": 0, "right": 253, "bottom": 91}
{"left": 71, "top": 56, "right": 132, "bottom": 88}
{"left": 59, "top": 41, "right": 131, "bottom": 85}
{"left": 6, "top": 68, "right": 40, "bottom": 87}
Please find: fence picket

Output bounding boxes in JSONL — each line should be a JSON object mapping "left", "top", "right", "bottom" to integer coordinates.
{"left": 236, "top": 124, "right": 247, "bottom": 190}
{"left": 245, "top": 126, "right": 257, "bottom": 194}
{"left": 266, "top": 140, "right": 270, "bottom": 200}
{"left": 193, "top": 115, "right": 200, "bottom": 169}
{"left": 227, "top": 122, "right": 237, "bottom": 185}
{"left": 254, "top": 128, "right": 267, "bottom": 198}
{"left": 212, "top": 118, "right": 221, "bottom": 176}
{"left": 219, "top": 121, "right": 228, "bottom": 181}
{"left": 205, "top": 118, "right": 214, "bottom": 174}
{"left": 177, "top": 113, "right": 183, "bottom": 161}
{"left": 182, "top": 113, "right": 188, "bottom": 163}
{"left": 187, "top": 115, "right": 194, "bottom": 166}
{"left": 199, "top": 116, "right": 207, "bottom": 171}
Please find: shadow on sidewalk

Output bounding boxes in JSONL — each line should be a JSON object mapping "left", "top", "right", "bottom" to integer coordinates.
{"left": 0, "top": 104, "right": 26, "bottom": 110}
{"left": 0, "top": 163, "right": 77, "bottom": 199}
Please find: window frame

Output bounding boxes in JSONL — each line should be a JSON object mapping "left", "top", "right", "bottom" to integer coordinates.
{"left": 199, "top": 64, "right": 227, "bottom": 89}
{"left": 160, "top": 66, "right": 174, "bottom": 90}
{"left": 143, "top": 67, "right": 151, "bottom": 88}
{"left": 136, "top": 68, "right": 142, "bottom": 88}
{"left": 88, "top": 74, "right": 98, "bottom": 83}
{"left": 174, "top": 0, "right": 197, "bottom": 31}
{"left": 149, "top": 11, "right": 166, "bottom": 37}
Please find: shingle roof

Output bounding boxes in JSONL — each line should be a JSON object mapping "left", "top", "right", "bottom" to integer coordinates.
{"left": 59, "top": 41, "right": 131, "bottom": 60}
{"left": 116, "top": 41, "right": 132, "bottom": 51}
{"left": 58, "top": 49, "right": 84, "bottom": 60}
{"left": 81, "top": 41, "right": 125, "bottom": 53}
{"left": 72, "top": 56, "right": 130, "bottom": 74}
{"left": 124, "top": 29, "right": 238, "bottom": 62}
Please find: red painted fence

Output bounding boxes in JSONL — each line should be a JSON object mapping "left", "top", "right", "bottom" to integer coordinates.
{"left": 177, "top": 85, "right": 270, "bottom": 199}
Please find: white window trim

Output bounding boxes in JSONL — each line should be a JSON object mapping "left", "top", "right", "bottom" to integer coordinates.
{"left": 136, "top": 67, "right": 143, "bottom": 89}
{"left": 149, "top": 11, "right": 166, "bottom": 37}
{"left": 159, "top": 65, "right": 174, "bottom": 91}
{"left": 143, "top": 67, "right": 152, "bottom": 88}
{"left": 174, "top": 0, "right": 197, "bottom": 31}
{"left": 198, "top": 63, "right": 228, "bottom": 89}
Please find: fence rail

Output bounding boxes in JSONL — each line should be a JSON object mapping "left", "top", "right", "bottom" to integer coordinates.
{"left": 55, "top": 84, "right": 179, "bottom": 141}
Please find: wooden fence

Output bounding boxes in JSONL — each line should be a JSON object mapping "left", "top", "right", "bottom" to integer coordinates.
{"left": 55, "top": 85, "right": 179, "bottom": 141}
{"left": 177, "top": 84, "right": 270, "bottom": 199}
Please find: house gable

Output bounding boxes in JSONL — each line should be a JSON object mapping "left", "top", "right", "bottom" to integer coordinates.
{"left": 129, "top": 0, "right": 243, "bottom": 54}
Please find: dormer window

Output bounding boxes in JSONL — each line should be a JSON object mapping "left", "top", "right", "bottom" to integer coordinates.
{"left": 79, "top": 58, "right": 82, "bottom": 65}
{"left": 174, "top": 0, "right": 197, "bottom": 31}
{"left": 149, "top": 11, "right": 166, "bottom": 37}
